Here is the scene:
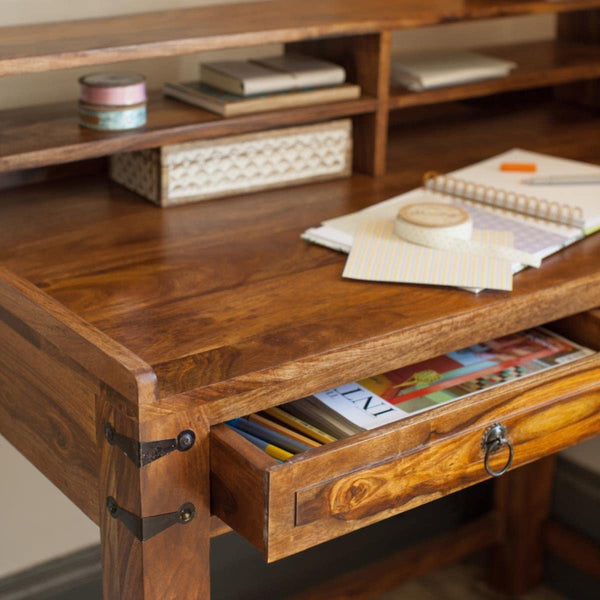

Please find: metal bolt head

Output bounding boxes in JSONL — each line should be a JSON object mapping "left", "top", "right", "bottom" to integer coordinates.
{"left": 106, "top": 497, "right": 118, "bottom": 517}
{"left": 178, "top": 503, "right": 195, "bottom": 524}
{"left": 177, "top": 430, "right": 195, "bottom": 452}
{"left": 104, "top": 422, "right": 115, "bottom": 444}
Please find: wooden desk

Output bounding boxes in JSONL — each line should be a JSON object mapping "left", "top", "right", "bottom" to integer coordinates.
{"left": 1, "top": 2, "right": 600, "bottom": 598}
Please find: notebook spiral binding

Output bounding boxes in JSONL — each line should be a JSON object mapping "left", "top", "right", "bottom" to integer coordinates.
{"left": 423, "top": 171, "right": 584, "bottom": 227}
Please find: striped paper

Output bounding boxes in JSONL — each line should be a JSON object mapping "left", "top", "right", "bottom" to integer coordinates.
{"left": 342, "top": 220, "right": 514, "bottom": 291}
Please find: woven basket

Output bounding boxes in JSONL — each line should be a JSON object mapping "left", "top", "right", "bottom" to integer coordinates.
{"left": 109, "top": 119, "right": 352, "bottom": 207}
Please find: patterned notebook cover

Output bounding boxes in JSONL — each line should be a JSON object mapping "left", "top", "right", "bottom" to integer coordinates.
{"left": 342, "top": 220, "right": 514, "bottom": 290}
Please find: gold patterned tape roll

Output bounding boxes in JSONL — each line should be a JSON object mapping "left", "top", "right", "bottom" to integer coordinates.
{"left": 395, "top": 202, "right": 542, "bottom": 268}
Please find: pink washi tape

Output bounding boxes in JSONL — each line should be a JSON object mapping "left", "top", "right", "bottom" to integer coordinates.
{"left": 79, "top": 72, "right": 147, "bottom": 106}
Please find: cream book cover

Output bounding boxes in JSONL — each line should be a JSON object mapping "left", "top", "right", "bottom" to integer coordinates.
{"left": 200, "top": 60, "right": 296, "bottom": 96}
{"left": 252, "top": 53, "right": 346, "bottom": 88}
{"left": 391, "top": 50, "right": 516, "bottom": 91}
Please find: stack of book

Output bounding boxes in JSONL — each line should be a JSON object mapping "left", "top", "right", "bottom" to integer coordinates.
{"left": 164, "top": 53, "right": 361, "bottom": 116}
{"left": 227, "top": 327, "right": 593, "bottom": 460}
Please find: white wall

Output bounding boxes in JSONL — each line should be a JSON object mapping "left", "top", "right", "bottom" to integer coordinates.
{"left": 0, "top": 0, "right": 568, "bottom": 580}
{"left": 0, "top": 435, "right": 99, "bottom": 577}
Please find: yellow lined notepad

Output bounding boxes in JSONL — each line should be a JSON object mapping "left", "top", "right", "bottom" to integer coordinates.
{"left": 342, "top": 220, "right": 514, "bottom": 291}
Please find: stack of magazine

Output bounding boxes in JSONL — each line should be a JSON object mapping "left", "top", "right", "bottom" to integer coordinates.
{"left": 227, "top": 327, "right": 593, "bottom": 461}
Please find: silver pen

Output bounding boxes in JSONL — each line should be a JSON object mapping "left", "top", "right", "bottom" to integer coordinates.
{"left": 521, "top": 174, "right": 600, "bottom": 185}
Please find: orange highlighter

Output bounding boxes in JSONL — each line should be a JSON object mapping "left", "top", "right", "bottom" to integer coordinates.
{"left": 500, "top": 162, "right": 537, "bottom": 172}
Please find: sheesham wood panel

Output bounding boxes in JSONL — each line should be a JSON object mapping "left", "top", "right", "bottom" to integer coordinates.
{"left": 555, "top": 10, "right": 600, "bottom": 108}
{"left": 288, "top": 32, "right": 391, "bottom": 176}
{"left": 543, "top": 519, "right": 600, "bottom": 583}
{"left": 210, "top": 424, "right": 274, "bottom": 554}
{"left": 3, "top": 0, "right": 600, "bottom": 76}
{"left": 98, "top": 389, "right": 211, "bottom": 600}
{"left": 0, "top": 305, "right": 99, "bottom": 519}
{"left": 0, "top": 93, "right": 377, "bottom": 174}
{"left": 489, "top": 456, "right": 556, "bottom": 594}
{"left": 1, "top": 99, "right": 599, "bottom": 421}
{"left": 0, "top": 267, "right": 157, "bottom": 520}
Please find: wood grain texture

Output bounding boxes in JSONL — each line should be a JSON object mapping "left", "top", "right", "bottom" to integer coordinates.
{"left": 98, "top": 390, "right": 210, "bottom": 600}
{"left": 210, "top": 350, "right": 600, "bottom": 560}
{"left": 0, "top": 295, "right": 99, "bottom": 520}
{"left": 1, "top": 95, "right": 600, "bottom": 420}
{"left": 489, "top": 456, "right": 557, "bottom": 594}
{"left": 3, "top": 0, "right": 600, "bottom": 76}
{"left": 555, "top": 10, "right": 600, "bottom": 108}
{"left": 390, "top": 40, "right": 600, "bottom": 109}
{"left": 550, "top": 310, "right": 600, "bottom": 352}
{"left": 0, "top": 92, "right": 376, "bottom": 174}
{"left": 0, "top": 268, "right": 156, "bottom": 408}
{"left": 0, "top": 268, "right": 158, "bottom": 520}
{"left": 289, "top": 32, "right": 391, "bottom": 175}
{"left": 288, "top": 512, "right": 502, "bottom": 600}
{"left": 210, "top": 423, "right": 275, "bottom": 554}
{"left": 543, "top": 519, "right": 600, "bottom": 583}
{"left": 4, "top": 38, "right": 600, "bottom": 175}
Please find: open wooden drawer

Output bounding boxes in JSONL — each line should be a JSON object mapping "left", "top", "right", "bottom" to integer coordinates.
{"left": 210, "top": 311, "right": 600, "bottom": 562}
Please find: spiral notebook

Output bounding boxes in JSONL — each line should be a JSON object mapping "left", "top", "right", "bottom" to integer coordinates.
{"left": 425, "top": 148, "right": 600, "bottom": 233}
{"left": 302, "top": 148, "right": 599, "bottom": 291}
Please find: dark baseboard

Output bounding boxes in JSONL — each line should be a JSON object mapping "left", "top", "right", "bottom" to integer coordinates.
{"left": 0, "top": 545, "right": 101, "bottom": 600}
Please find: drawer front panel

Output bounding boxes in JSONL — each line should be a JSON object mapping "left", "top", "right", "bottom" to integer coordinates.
{"left": 295, "top": 387, "right": 600, "bottom": 526}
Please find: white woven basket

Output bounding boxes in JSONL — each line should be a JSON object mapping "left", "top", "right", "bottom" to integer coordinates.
{"left": 109, "top": 119, "right": 352, "bottom": 207}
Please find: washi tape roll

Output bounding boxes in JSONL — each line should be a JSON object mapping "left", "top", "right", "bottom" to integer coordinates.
{"left": 395, "top": 202, "right": 541, "bottom": 268}
{"left": 79, "top": 73, "right": 147, "bottom": 106}
{"left": 78, "top": 101, "right": 147, "bottom": 131}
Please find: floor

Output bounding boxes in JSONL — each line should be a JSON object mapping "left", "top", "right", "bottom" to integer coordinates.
{"left": 378, "top": 561, "right": 565, "bottom": 600}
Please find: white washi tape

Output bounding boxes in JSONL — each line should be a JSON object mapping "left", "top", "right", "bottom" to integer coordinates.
{"left": 395, "top": 202, "right": 541, "bottom": 268}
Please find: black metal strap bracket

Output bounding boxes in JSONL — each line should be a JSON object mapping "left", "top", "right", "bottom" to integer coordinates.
{"left": 103, "top": 421, "right": 195, "bottom": 468}
{"left": 106, "top": 497, "right": 195, "bottom": 542}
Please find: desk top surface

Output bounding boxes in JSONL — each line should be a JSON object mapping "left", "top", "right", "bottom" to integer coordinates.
{"left": 1, "top": 95, "right": 600, "bottom": 415}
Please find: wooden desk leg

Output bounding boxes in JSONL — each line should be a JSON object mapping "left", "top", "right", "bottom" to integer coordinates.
{"left": 489, "top": 455, "right": 557, "bottom": 595}
{"left": 97, "top": 390, "right": 211, "bottom": 600}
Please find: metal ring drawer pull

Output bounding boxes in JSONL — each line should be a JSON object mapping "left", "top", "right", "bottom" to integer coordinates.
{"left": 481, "top": 423, "right": 514, "bottom": 477}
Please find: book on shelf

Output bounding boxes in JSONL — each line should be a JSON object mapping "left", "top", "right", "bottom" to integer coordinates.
{"left": 391, "top": 50, "right": 517, "bottom": 92}
{"left": 302, "top": 148, "right": 600, "bottom": 292}
{"left": 163, "top": 81, "right": 361, "bottom": 116}
{"left": 200, "top": 54, "right": 346, "bottom": 96}
{"left": 201, "top": 60, "right": 296, "bottom": 96}
{"left": 252, "top": 53, "right": 346, "bottom": 89}
{"left": 280, "top": 328, "right": 594, "bottom": 437}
